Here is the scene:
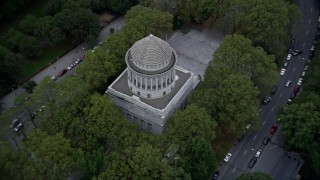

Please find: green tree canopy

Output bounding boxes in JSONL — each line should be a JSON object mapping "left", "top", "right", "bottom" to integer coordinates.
{"left": 206, "top": 34, "right": 278, "bottom": 94}
{"left": 167, "top": 103, "right": 217, "bottom": 143}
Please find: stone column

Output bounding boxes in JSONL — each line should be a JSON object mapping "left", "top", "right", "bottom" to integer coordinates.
{"left": 151, "top": 78, "right": 153, "bottom": 90}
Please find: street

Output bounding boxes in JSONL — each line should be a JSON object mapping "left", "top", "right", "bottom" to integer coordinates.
{"left": 217, "top": 0, "right": 319, "bottom": 179}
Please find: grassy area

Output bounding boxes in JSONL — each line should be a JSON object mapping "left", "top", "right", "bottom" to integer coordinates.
{"left": 18, "top": 41, "right": 76, "bottom": 83}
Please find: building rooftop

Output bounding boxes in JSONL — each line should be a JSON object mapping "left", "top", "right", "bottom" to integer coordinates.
{"left": 130, "top": 34, "right": 173, "bottom": 71}
{"left": 110, "top": 68, "right": 191, "bottom": 109}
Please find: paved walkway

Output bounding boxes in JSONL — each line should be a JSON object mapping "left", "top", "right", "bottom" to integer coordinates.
{"left": 0, "top": 16, "right": 126, "bottom": 112}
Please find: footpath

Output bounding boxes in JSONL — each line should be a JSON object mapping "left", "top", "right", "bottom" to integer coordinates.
{"left": 0, "top": 16, "right": 126, "bottom": 112}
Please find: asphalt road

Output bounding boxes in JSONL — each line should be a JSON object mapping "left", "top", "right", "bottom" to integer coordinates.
{"left": 217, "top": 0, "right": 319, "bottom": 179}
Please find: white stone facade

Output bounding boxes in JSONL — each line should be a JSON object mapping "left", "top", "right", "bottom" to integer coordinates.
{"left": 106, "top": 34, "right": 195, "bottom": 135}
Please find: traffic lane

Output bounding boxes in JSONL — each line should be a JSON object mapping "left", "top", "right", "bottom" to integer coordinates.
{"left": 251, "top": 143, "right": 303, "bottom": 180}
{"left": 218, "top": 103, "right": 280, "bottom": 179}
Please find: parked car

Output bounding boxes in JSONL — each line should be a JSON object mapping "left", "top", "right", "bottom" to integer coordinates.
{"left": 10, "top": 119, "right": 23, "bottom": 132}
{"left": 292, "top": 49, "right": 303, "bottom": 56}
{"left": 248, "top": 157, "right": 258, "bottom": 168}
{"left": 75, "top": 58, "right": 83, "bottom": 64}
{"left": 283, "top": 61, "right": 289, "bottom": 67}
{"left": 304, "top": 66, "right": 309, "bottom": 71}
{"left": 280, "top": 68, "right": 286, "bottom": 76}
{"left": 309, "top": 51, "right": 314, "bottom": 59}
{"left": 297, "top": 78, "right": 303, "bottom": 86}
{"left": 58, "top": 68, "right": 67, "bottom": 77}
{"left": 67, "top": 62, "right": 76, "bottom": 70}
{"left": 301, "top": 71, "right": 306, "bottom": 77}
{"left": 255, "top": 149, "right": 263, "bottom": 158}
{"left": 263, "top": 136, "right": 271, "bottom": 145}
{"left": 294, "top": 85, "right": 301, "bottom": 94}
{"left": 51, "top": 76, "right": 57, "bottom": 81}
{"left": 262, "top": 97, "right": 272, "bottom": 105}
{"left": 285, "top": 80, "right": 292, "bottom": 87}
{"left": 286, "top": 54, "right": 292, "bottom": 61}
{"left": 270, "top": 85, "right": 278, "bottom": 95}
{"left": 212, "top": 171, "right": 220, "bottom": 180}
{"left": 270, "top": 123, "right": 279, "bottom": 135}
{"left": 224, "top": 153, "right": 232, "bottom": 162}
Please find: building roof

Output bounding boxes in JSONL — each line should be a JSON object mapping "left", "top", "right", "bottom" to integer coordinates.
{"left": 109, "top": 68, "right": 192, "bottom": 110}
{"left": 129, "top": 34, "right": 174, "bottom": 71}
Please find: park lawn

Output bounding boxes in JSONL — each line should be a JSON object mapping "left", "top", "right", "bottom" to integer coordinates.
{"left": 18, "top": 41, "right": 76, "bottom": 83}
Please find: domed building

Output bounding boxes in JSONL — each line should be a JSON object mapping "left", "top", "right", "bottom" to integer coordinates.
{"left": 126, "top": 34, "right": 177, "bottom": 99}
{"left": 106, "top": 35, "right": 195, "bottom": 135}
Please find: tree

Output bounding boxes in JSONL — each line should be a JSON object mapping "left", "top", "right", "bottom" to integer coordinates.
{"left": 25, "top": 129, "right": 84, "bottom": 179}
{"left": 98, "top": 143, "right": 180, "bottom": 179}
{"left": 181, "top": 137, "right": 217, "bottom": 180}
{"left": 2, "top": 28, "right": 26, "bottom": 52}
{"left": 167, "top": 103, "right": 217, "bottom": 143}
{"left": 77, "top": 48, "right": 118, "bottom": 91}
{"left": 205, "top": 34, "right": 278, "bottom": 95}
{"left": 192, "top": 74, "right": 259, "bottom": 137}
{"left": 18, "top": 15, "right": 37, "bottom": 35}
{"left": 106, "top": 0, "right": 134, "bottom": 14}
{"left": 125, "top": 5, "right": 173, "bottom": 37}
{"left": 19, "top": 35, "right": 42, "bottom": 57}
{"left": 53, "top": 7, "right": 100, "bottom": 43}
{"left": 0, "top": 45, "right": 22, "bottom": 90}
{"left": 31, "top": 76, "right": 57, "bottom": 104}
{"left": 22, "top": 80, "right": 37, "bottom": 94}
{"left": 279, "top": 100, "right": 320, "bottom": 150}
{"left": 237, "top": 172, "right": 273, "bottom": 180}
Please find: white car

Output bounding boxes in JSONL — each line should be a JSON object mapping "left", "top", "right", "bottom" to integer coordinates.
{"left": 280, "top": 68, "right": 286, "bottom": 76}
{"left": 301, "top": 71, "right": 306, "bottom": 77}
{"left": 304, "top": 66, "right": 309, "bottom": 71}
{"left": 297, "top": 78, "right": 303, "bottom": 85}
{"left": 224, "top": 153, "right": 232, "bottom": 162}
{"left": 286, "top": 54, "right": 292, "bottom": 61}
{"left": 255, "top": 150, "right": 262, "bottom": 158}
{"left": 285, "top": 80, "right": 292, "bottom": 87}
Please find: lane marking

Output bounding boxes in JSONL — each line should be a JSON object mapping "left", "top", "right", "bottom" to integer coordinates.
{"left": 271, "top": 106, "right": 275, "bottom": 112}
{"left": 311, "top": 8, "right": 313, "bottom": 12}
{"left": 244, "top": 150, "right": 247, "bottom": 155}
{"left": 279, "top": 92, "right": 283, "bottom": 98}
{"left": 306, "top": 30, "right": 309, "bottom": 35}
{"left": 233, "top": 166, "right": 237, "bottom": 172}
{"left": 309, "top": 19, "right": 311, "bottom": 24}
{"left": 303, "top": 42, "right": 305, "bottom": 47}
{"left": 293, "top": 67, "right": 295, "bottom": 72}
{"left": 263, "top": 121, "right": 266, "bottom": 125}
{"left": 253, "top": 135, "right": 257, "bottom": 140}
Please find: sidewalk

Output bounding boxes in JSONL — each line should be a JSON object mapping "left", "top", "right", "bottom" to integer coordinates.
{"left": 0, "top": 16, "right": 126, "bottom": 112}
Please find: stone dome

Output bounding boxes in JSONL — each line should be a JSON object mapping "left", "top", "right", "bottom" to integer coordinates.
{"left": 129, "top": 34, "right": 174, "bottom": 71}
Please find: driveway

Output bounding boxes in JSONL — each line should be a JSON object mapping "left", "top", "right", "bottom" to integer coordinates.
{"left": 0, "top": 16, "right": 126, "bottom": 111}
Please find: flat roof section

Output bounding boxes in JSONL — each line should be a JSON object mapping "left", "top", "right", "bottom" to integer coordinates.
{"left": 111, "top": 68, "right": 191, "bottom": 109}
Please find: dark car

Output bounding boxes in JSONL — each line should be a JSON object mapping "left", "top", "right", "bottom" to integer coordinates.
{"left": 309, "top": 51, "right": 315, "bottom": 59}
{"left": 294, "top": 85, "right": 301, "bottom": 94}
{"left": 270, "top": 123, "right": 279, "bottom": 135}
{"left": 270, "top": 85, "right": 278, "bottom": 95}
{"left": 58, "top": 68, "right": 67, "bottom": 77}
{"left": 10, "top": 119, "right": 23, "bottom": 132}
{"left": 292, "top": 49, "right": 303, "bottom": 56}
{"left": 248, "top": 157, "right": 258, "bottom": 168}
{"left": 262, "top": 97, "right": 272, "bottom": 105}
{"left": 263, "top": 136, "right": 271, "bottom": 145}
{"left": 212, "top": 171, "right": 220, "bottom": 180}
